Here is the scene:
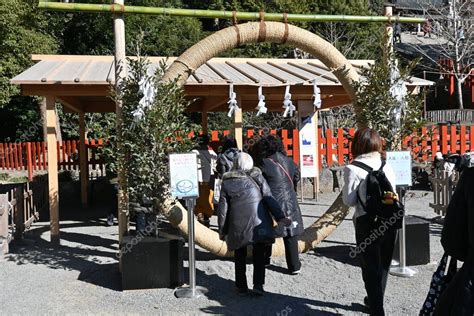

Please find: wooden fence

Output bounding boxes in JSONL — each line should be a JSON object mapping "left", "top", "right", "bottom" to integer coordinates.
{"left": 429, "top": 169, "right": 460, "bottom": 216}
{"left": 0, "top": 139, "right": 106, "bottom": 179}
{"left": 0, "top": 175, "right": 48, "bottom": 255}
{"left": 1, "top": 125, "right": 473, "bottom": 172}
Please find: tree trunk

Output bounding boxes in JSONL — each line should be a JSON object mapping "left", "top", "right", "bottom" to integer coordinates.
{"left": 162, "top": 192, "right": 350, "bottom": 257}
{"left": 455, "top": 78, "right": 464, "bottom": 110}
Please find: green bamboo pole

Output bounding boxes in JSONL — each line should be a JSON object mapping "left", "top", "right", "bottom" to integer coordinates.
{"left": 38, "top": 2, "right": 425, "bottom": 23}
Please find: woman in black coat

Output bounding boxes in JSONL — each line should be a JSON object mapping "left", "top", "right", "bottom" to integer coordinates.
{"left": 435, "top": 165, "right": 474, "bottom": 315}
{"left": 217, "top": 152, "right": 290, "bottom": 295}
{"left": 254, "top": 135, "right": 304, "bottom": 274}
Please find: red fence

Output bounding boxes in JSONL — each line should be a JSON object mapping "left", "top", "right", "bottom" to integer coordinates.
{"left": 204, "top": 125, "right": 474, "bottom": 167}
{"left": 0, "top": 139, "right": 105, "bottom": 175}
{"left": 1, "top": 125, "right": 473, "bottom": 172}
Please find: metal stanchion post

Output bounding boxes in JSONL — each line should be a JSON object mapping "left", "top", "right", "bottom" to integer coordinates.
{"left": 390, "top": 186, "right": 418, "bottom": 277}
{"left": 174, "top": 199, "right": 208, "bottom": 298}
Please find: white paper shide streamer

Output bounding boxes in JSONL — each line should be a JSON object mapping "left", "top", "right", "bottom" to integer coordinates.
{"left": 312, "top": 80, "right": 322, "bottom": 109}
{"left": 132, "top": 75, "right": 156, "bottom": 123}
{"left": 256, "top": 86, "right": 267, "bottom": 116}
{"left": 282, "top": 85, "right": 296, "bottom": 117}
{"left": 227, "top": 83, "right": 239, "bottom": 118}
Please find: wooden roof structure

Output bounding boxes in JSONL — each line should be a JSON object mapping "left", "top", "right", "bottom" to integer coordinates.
{"left": 12, "top": 55, "right": 433, "bottom": 114}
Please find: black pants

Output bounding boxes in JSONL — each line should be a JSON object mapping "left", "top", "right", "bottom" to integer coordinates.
{"left": 234, "top": 243, "right": 266, "bottom": 290}
{"left": 355, "top": 215, "right": 397, "bottom": 316}
{"left": 264, "top": 235, "right": 301, "bottom": 272}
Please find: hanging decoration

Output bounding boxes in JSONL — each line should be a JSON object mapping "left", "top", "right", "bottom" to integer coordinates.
{"left": 282, "top": 85, "right": 295, "bottom": 117}
{"left": 256, "top": 86, "right": 267, "bottom": 116}
{"left": 227, "top": 83, "right": 239, "bottom": 118}
{"left": 312, "top": 80, "right": 322, "bottom": 109}
{"left": 132, "top": 75, "right": 156, "bottom": 123}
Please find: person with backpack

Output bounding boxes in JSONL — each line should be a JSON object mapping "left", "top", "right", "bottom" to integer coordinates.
{"left": 342, "top": 128, "right": 400, "bottom": 316}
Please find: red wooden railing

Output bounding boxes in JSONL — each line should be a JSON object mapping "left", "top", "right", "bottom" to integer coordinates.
{"left": 1, "top": 125, "right": 473, "bottom": 174}
{"left": 0, "top": 139, "right": 105, "bottom": 180}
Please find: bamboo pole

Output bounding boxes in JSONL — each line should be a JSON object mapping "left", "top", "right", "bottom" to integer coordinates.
{"left": 38, "top": 2, "right": 426, "bottom": 24}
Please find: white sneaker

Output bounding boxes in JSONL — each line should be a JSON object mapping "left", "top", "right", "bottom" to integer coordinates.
{"left": 107, "top": 214, "right": 114, "bottom": 226}
{"left": 290, "top": 269, "right": 300, "bottom": 275}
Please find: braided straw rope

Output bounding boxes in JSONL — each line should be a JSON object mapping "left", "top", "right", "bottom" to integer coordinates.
{"left": 162, "top": 21, "right": 360, "bottom": 257}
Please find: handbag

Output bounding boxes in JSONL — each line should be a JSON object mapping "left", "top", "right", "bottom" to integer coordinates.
{"left": 419, "top": 253, "right": 458, "bottom": 315}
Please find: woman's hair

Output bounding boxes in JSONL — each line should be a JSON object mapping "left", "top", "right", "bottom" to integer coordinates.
{"left": 351, "top": 127, "right": 383, "bottom": 158}
{"left": 222, "top": 137, "right": 237, "bottom": 152}
{"left": 232, "top": 152, "right": 254, "bottom": 171}
{"left": 256, "top": 135, "right": 286, "bottom": 159}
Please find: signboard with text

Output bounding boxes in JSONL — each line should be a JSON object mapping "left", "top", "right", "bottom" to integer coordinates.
{"left": 169, "top": 153, "right": 199, "bottom": 199}
{"left": 386, "top": 151, "right": 412, "bottom": 186}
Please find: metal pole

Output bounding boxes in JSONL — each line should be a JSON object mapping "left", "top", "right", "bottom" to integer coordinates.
{"left": 175, "top": 199, "right": 208, "bottom": 298}
{"left": 390, "top": 187, "right": 418, "bottom": 277}
{"left": 38, "top": 2, "right": 426, "bottom": 24}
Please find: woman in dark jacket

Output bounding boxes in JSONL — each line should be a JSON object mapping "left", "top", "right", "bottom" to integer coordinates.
{"left": 254, "top": 135, "right": 304, "bottom": 274}
{"left": 434, "top": 166, "right": 474, "bottom": 315}
{"left": 217, "top": 152, "right": 290, "bottom": 295}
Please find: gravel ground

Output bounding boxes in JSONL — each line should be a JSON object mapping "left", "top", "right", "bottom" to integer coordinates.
{"left": 0, "top": 190, "right": 443, "bottom": 315}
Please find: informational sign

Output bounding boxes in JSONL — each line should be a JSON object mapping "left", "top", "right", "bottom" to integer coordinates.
{"left": 169, "top": 153, "right": 199, "bottom": 199}
{"left": 386, "top": 151, "right": 412, "bottom": 186}
{"left": 298, "top": 101, "right": 318, "bottom": 178}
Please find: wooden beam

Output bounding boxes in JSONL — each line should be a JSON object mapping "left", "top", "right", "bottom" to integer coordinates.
{"left": 45, "top": 96, "right": 60, "bottom": 244}
{"left": 234, "top": 97, "right": 243, "bottom": 150}
{"left": 201, "top": 112, "right": 208, "bottom": 135}
{"left": 79, "top": 112, "right": 88, "bottom": 207}
{"left": 22, "top": 84, "right": 109, "bottom": 97}
{"left": 57, "top": 96, "right": 83, "bottom": 113}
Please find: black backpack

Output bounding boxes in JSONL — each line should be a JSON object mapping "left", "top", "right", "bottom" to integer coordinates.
{"left": 352, "top": 159, "right": 404, "bottom": 229}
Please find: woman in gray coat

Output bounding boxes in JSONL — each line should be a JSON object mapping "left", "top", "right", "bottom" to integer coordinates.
{"left": 218, "top": 152, "right": 290, "bottom": 296}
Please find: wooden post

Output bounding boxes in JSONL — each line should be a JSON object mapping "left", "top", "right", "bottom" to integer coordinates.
{"left": 26, "top": 142, "right": 33, "bottom": 182}
{"left": 201, "top": 112, "right": 208, "bottom": 135}
{"left": 13, "top": 184, "right": 24, "bottom": 241}
{"left": 79, "top": 112, "right": 88, "bottom": 207}
{"left": 45, "top": 96, "right": 60, "bottom": 244}
{"left": 234, "top": 97, "right": 243, "bottom": 150}
{"left": 114, "top": 0, "right": 129, "bottom": 249}
{"left": 0, "top": 194, "right": 9, "bottom": 256}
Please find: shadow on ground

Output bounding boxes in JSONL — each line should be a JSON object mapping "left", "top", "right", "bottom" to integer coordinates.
{"left": 6, "top": 221, "right": 122, "bottom": 291}
{"left": 195, "top": 268, "right": 368, "bottom": 315}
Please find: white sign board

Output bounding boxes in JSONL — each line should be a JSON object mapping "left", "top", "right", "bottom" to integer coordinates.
{"left": 169, "top": 153, "right": 200, "bottom": 199}
{"left": 298, "top": 101, "right": 318, "bottom": 178}
{"left": 386, "top": 151, "right": 412, "bottom": 186}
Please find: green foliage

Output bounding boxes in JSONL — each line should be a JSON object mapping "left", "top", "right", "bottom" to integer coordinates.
{"left": 109, "top": 57, "right": 198, "bottom": 206}
{"left": 0, "top": 0, "right": 59, "bottom": 108}
{"left": 353, "top": 43, "right": 424, "bottom": 150}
